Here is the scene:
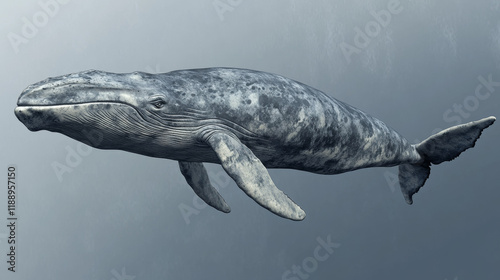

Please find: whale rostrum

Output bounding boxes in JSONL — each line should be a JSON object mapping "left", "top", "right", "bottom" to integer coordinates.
{"left": 15, "top": 68, "right": 496, "bottom": 220}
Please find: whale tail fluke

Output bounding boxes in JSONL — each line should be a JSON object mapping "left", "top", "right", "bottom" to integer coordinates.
{"left": 399, "top": 116, "right": 496, "bottom": 204}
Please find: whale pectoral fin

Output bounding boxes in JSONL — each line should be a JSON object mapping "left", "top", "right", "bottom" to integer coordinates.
{"left": 178, "top": 161, "right": 231, "bottom": 213}
{"left": 205, "top": 132, "right": 306, "bottom": 221}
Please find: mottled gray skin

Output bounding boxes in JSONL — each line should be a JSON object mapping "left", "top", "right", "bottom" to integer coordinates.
{"left": 15, "top": 68, "right": 434, "bottom": 220}
{"left": 168, "top": 68, "right": 423, "bottom": 174}
{"left": 16, "top": 68, "right": 421, "bottom": 173}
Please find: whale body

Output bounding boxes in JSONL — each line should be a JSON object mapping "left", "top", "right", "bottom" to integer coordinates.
{"left": 15, "top": 68, "right": 496, "bottom": 220}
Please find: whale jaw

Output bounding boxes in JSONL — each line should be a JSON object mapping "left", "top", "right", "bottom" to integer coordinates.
{"left": 15, "top": 102, "right": 149, "bottom": 149}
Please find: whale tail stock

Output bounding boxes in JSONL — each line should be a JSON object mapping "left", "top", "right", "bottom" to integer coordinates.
{"left": 398, "top": 116, "right": 496, "bottom": 204}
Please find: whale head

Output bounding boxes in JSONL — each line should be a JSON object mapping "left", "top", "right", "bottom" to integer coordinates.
{"left": 15, "top": 70, "right": 197, "bottom": 157}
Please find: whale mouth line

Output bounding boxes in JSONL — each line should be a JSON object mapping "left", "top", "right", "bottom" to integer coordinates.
{"left": 16, "top": 100, "right": 134, "bottom": 108}
{"left": 14, "top": 101, "right": 142, "bottom": 123}
{"left": 14, "top": 101, "right": 148, "bottom": 132}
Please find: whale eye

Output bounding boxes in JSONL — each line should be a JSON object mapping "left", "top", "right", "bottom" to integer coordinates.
{"left": 153, "top": 100, "right": 165, "bottom": 109}
{"left": 150, "top": 98, "right": 166, "bottom": 109}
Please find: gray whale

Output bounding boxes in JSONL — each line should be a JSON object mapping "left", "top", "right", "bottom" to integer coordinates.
{"left": 15, "top": 68, "right": 496, "bottom": 220}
